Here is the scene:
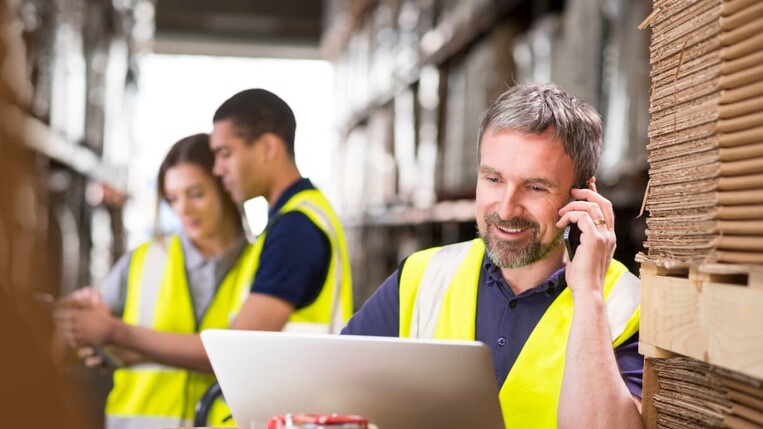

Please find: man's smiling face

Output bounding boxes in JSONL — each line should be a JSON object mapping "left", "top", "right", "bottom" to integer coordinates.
{"left": 475, "top": 127, "right": 576, "bottom": 269}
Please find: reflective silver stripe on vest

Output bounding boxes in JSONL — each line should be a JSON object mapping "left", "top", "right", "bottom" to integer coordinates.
{"left": 125, "top": 362, "right": 177, "bottom": 372}
{"left": 106, "top": 414, "right": 191, "bottom": 429}
{"left": 137, "top": 240, "right": 169, "bottom": 326}
{"left": 605, "top": 269, "right": 640, "bottom": 341}
{"left": 293, "top": 200, "right": 344, "bottom": 334}
{"left": 410, "top": 241, "right": 474, "bottom": 339}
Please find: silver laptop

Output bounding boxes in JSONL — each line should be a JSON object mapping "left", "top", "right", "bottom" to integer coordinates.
{"left": 201, "top": 329, "right": 505, "bottom": 429}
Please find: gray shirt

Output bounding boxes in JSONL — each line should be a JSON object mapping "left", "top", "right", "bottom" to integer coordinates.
{"left": 100, "top": 234, "right": 247, "bottom": 324}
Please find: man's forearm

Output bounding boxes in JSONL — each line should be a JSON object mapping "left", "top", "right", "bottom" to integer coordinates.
{"left": 558, "top": 292, "right": 641, "bottom": 429}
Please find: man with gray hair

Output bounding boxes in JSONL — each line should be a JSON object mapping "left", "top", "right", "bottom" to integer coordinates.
{"left": 342, "top": 83, "right": 642, "bottom": 429}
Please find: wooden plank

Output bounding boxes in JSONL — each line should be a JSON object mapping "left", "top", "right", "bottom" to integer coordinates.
{"left": 698, "top": 263, "right": 763, "bottom": 289}
{"left": 640, "top": 263, "right": 763, "bottom": 380}
{"left": 639, "top": 341, "right": 677, "bottom": 359}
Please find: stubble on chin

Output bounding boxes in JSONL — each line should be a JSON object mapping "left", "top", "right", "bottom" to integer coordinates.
{"left": 478, "top": 213, "right": 563, "bottom": 269}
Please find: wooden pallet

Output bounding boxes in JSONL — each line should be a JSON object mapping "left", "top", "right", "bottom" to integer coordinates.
{"left": 639, "top": 262, "right": 763, "bottom": 381}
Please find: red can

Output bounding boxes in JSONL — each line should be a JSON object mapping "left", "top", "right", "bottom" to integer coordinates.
{"left": 267, "top": 413, "right": 369, "bottom": 429}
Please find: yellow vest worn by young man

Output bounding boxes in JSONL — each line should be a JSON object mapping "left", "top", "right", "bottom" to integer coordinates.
{"left": 398, "top": 239, "right": 640, "bottom": 429}
{"left": 106, "top": 235, "right": 256, "bottom": 429}
{"left": 250, "top": 188, "right": 354, "bottom": 334}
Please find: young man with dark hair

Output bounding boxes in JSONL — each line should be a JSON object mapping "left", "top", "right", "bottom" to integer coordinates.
{"left": 211, "top": 88, "right": 353, "bottom": 335}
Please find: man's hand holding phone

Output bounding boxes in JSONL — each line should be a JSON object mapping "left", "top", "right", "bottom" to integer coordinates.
{"left": 557, "top": 177, "right": 617, "bottom": 297}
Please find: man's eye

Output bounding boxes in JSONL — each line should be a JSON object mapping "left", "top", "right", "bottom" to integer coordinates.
{"left": 529, "top": 185, "right": 546, "bottom": 192}
{"left": 189, "top": 191, "right": 204, "bottom": 199}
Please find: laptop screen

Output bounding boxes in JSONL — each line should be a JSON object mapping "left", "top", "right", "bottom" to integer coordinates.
{"left": 202, "top": 329, "right": 505, "bottom": 429}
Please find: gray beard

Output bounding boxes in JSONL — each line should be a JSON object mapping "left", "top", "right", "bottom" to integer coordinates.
{"left": 479, "top": 213, "right": 563, "bottom": 269}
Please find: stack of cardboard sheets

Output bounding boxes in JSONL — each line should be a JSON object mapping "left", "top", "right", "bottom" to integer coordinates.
{"left": 651, "top": 357, "right": 763, "bottom": 429}
{"left": 642, "top": 0, "right": 763, "bottom": 268}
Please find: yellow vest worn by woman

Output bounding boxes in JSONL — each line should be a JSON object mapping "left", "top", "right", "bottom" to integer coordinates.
{"left": 250, "top": 188, "right": 354, "bottom": 334}
{"left": 398, "top": 239, "right": 640, "bottom": 429}
{"left": 105, "top": 235, "right": 256, "bottom": 429}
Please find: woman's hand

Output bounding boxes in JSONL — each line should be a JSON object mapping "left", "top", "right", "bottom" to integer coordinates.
{"left": 55, "top": 288, "right": 116, "bottom": 348}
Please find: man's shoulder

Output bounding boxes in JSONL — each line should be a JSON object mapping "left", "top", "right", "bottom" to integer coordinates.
{"left": 268, "top": 210, "right": 324, "bottom": 240}
{"left": 262, "top": 211, "right": 331, "bottom": 266}
{"left": 400, "top": 239, "right": 485, "bottom": 282}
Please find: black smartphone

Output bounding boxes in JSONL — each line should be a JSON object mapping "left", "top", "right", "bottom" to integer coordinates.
{"left": 563, "top": 223, "right": 582, "bottom": 260}
{"left": 563, "top": 180, "right": 589, "bottom": 260}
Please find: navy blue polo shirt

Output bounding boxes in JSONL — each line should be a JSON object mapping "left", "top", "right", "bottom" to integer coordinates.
{"left": 250, "top": 178, "right": 330, "bottom": 309}
{"left": 342, "top": 255, "right": 644, "bottom": 398}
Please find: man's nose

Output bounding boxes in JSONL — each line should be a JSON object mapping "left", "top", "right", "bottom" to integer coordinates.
{"left": 212, "top": 158, "right": 224, "bottom": 176}
{"left": 495, "top": 186, "right": 523, "bottom": 220}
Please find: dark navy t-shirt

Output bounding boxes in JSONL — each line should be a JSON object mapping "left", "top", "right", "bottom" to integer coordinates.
{"left": 342, "top": 255, "right": 644, "bottom": 398}
{"left": 250, "top": 178, "right": 330, "bottom": 309}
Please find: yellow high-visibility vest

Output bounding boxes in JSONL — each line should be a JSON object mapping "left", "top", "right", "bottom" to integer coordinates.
{"left": 399, "top": 239, "right": 640, "bottom": 429}
{"left": 106, "top": 235, "right": 256, "bottom": 429}
{"left": 249, "top": 188, "right": 354, "bottom": 334}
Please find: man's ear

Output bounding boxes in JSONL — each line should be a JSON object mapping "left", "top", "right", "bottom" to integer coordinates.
{"left": 587, "top": 176, "right": 597, "bottom": 191}
{"left": 260, "top": 133, "right": 279, "bottom": 162}
{"left": 575, "top": 176, "right": 594, "bottom": 190}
